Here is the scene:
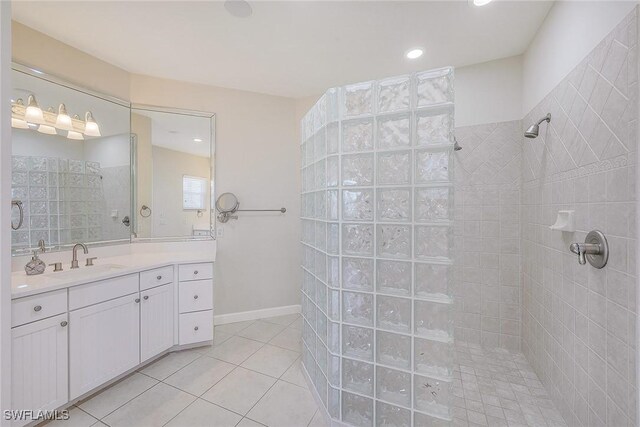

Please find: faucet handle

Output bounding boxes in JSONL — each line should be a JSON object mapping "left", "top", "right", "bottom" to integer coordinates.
{"left": 569, "top": 243, "right": 587, "bottom": 265}
{"left": 49, "top": 262, "right": 63, "bottom": 272}
{"left": 86, "top": 257, "right": 98, "bottom": 267}
{"left": 569, "top": 230, "right": 609, "bottom": 269}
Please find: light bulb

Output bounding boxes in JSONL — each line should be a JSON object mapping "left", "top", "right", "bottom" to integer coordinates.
{"left": 55, "top": 103, "right": 73, "bottom": 131}
{"left": 67, "top": 130, "right": 84, "bottom": 140}
{"left": 84, "top": 111, "right": 101, "bottom": 137}
{"left": 11, "top": 117, "right": 29, "bottom": 129}
{"left": 406, "top": 48, "right": 424, "bottom": 59}
{"left": 25, "top": 95, "right": 45, "bottom": 125}
{"left": 37, "top": 124, "right": 57, "bottom": 135}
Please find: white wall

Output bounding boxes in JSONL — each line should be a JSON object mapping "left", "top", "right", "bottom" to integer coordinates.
{"left": 455, "top": 55, "right": 523, "bottom": 127}
{"left": 523, "top": 0, "right": 637, "bottom": 114}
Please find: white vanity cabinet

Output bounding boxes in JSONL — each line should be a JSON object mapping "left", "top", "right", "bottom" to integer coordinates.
{"left": 140, "top": 283, "right": 174, "bottom": 362}
{"left": 11, "top": 313, "right": 69, "bottom": 427}
{"left": 178, "top": 263, "right": 214, "bottom": 345}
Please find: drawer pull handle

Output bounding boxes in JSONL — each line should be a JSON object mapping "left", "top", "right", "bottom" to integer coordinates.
{"left": 34, "top": 305, "right": 42, "bottom": 312}
{"left": 194, "top": 326, "right": 199, "bottom": 331}
{"left": 194, "top": 270, "right": 199, "bottom": 275}
{"left": 194, "top": 295, "right": 199, "bottom": 300}
{"left": 143, "top": 295, "right": 149, "bottom": 300}
{"left": 157, "top": 275, "right": 162, "bottom": 280}
{"left": 135, "top": 298, "right": 140, "bottom": 303}
{"left": 60, "top": 321, "right": 68, "bottom": 327}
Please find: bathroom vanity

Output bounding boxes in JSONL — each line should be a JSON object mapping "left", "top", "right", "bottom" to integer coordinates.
{"left": 11, "top": 255, "right": 215, "bottom": 425}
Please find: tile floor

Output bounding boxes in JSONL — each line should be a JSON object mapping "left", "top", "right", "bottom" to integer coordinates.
{"left": 46, "top": 315, "right": 567, "bottom": 427}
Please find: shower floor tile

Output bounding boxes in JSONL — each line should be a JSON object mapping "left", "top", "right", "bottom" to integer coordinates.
{"left": 453, "top": 342, "right": 567, "bottom": 427}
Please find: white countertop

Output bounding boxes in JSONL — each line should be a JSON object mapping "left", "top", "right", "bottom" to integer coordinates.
{"left": 12, "top": 251, "right": 215, "bottom": 299}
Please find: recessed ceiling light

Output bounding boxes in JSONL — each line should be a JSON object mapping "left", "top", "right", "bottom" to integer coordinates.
{"left": 224, "top": 0, "right": 252, "bottom": 18}
{"left": 406, "top": 48, "right": 424, "bottom": 60}
{"left": 193, "top": 138, "right": 203, "bottom": 143}
{"left": 473, "top": 0, "right": 493, "bottom": 6}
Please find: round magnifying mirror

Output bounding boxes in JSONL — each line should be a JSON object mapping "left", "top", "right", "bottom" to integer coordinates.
{"left": 216, "top": 192, "right": 239, "bottom": 213}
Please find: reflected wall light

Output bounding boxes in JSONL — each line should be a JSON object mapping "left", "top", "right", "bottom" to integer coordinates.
{"left": 67, "top": 130, "right": 84, "bottom": 140}
{"left": 55, "top": 103, "right": 73, "bottom": 131}
{"left": 84, "top": 111, "right": 101, "bottom": 136}
{"left": 25, "top": 94, "right": 45, "bottom": 124}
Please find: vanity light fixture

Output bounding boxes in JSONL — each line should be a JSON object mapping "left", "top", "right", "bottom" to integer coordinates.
{"left": 25, "top": 94, "right": 45, "bottom": 125}
{"left": 55, "top": 103, "right": 74, "bottom": 131}
{"left": 84, "top": 111, "right": 101, "bottom": 137}
{"left": 406, "top": 48, "right": 424, "bottom": 59}
{"left": 37, "top": 123, "right": 57, "bottom": 135}
{"left": 67, "top": 130, "right": 84, "bottom": 140}
{"left": 11, "top": 98, "right": 29, "bottom": 129}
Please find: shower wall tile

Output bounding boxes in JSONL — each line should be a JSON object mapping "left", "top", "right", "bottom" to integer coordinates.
{"left": 301, "top": 68, "right": 455, "bottom": 425}
{"left": 521, "top": 9, "right": 638, "bottom": 427}
{"left": 453, "top": 120, "right": 523, "bottom": 351}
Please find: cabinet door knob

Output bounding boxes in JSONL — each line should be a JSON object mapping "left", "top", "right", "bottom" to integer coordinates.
{"left": 34, "top": 305, "right": 42, "bottom": 312}
{"left": 157, "top": 275, "right": 162, "bottom": 280}
{"left": 60, "top": 321, "right": 68, "bottom": 327}
{"left": 194, "top": 326, "right": 199, "bottom": 331}
{"left": 193, "top": 295, "right": 199, "bottom": 299}
{"left": 135, "top": 298, "right": 140, "bottom": 303}
{"left": 194, "top": 270, "right": 199, "bottom": 275}
{"left": 143, "top": 295, "right": 149, "bottom": 300}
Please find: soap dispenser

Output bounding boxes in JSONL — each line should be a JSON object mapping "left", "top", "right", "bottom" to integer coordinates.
{"left": 25, "top": 239, "right": 47, "bottom": 276}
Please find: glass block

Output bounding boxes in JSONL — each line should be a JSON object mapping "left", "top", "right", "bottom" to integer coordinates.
{"left": 342, "top": 391, "right": 373, "bottom": 427}
{"left": 327, "top": 223, "right": 339, "bottom": 255}
{"left": 329, "top": 387, "right": 340, "bottom": 419}
{"left": 376, "top": 260, "right": 411, "bottom": 296}
{"left": 415, "top": 150, "right": 450, "bottom": 183}
{"left": 29, "top": 157, "right": 48, "bottom": 171}
{"left": 315, "top": 128, "right": 327, "bottom": 160}
{"left": 68, "top": 160, "right": 84, "bottom": 173}
{"left": 377, "top": 225, "right": 411, "bottom": 259}
{"left": 342, "top": 358, "right": 374, "bottom": 396}
{"left": 342, "top": 291, "right": 373, "bottom": 326}
{"left": 12, "top": 231, "right": 29, "bottom": 245}
{"left": 315, "top": 191, "right": 327, "bottom": 219}
{"left": 378, "top": 76, "right": 410, "bottom": 113}
{"left": 58, "top": 159, "right": 68, "bottom": 173}
{"left": 327, "top": 190, "right": 338, "bottom": 220}
{"left": 415, "top": 226, "right": 451, "bottom": 260}
{"left": 414, "top": 374, "right": 452, "bottom": 420}
{"left": 416, "top": 67, "right": 453, "bottom": 107}
{"left": 29, "top": 201, "right": 47, "bottom": 215}
{"left": 376, "top": 331, "right": 411, "bottom": 370}
{"left": 342, "top": 257, "right": 374, "bottom": 291}
{"left": 342, "top": 324, "right": 373, "bottom": 361}
{"left": 29, "top": 215, "right": 48, "bottom": 230}
{"left": 315, "top": 160, "right": 326, "bottom": 189}
{"left": 317, "top": 311, "right": 328, "bottom": 345}
{"left": 329, "top": 355, "right": 341, "bottom": 386}
{"left": 12, "top": 172, "right": 28, "bottom": 186}
{"left": 86, "top": 161, "right": 100, "bottom": 175}
{"left": 317, "top": 339, "right": 328, "bottom": 374}
{"left": 342, "top": 119, "right": 374, "bottom": 152}
{"left": 12, "top": 156, "right": 28, "bottom": 171}
{"left": 414, "top": 412, "right": 451, "bottom": 427}
{"left": 327, "top": 256, "right": 340, "bottom": 287}
{"left": 30, "top": 231, "right": 49, "bottom": 245}
{"left": 376, "top": 113, "right": 411, "bottom": 149}
{"left": 28, "top": 171, "right": 47, "bottom": 186}
{"left": 377, "top": 151, "right": 411, "bottom": 185}
{"left": 342, "top": 153, "right": 373, "bottom": 186}
{"left": 70, "top": 215, "right": 87, "bottom": 228}
{"left": 11, "top": 186, "right": 28, "bottom": 200}
{"left": 316, "top": 280, "right": 328, "bottom": 310}
{"left": 414, "top": 300, "right": 453, "bottom": 341}
{"left": 415, "top": 187, "right": 451, "bottom": 222}
{"left": 377, "top": 188, "right": 411, "bottom": 222}
{"left": 414, "top": 337, "right": 453, "bottom": 378}
{"left": 328, "top": 321, "right": 340, "bottom": 353}
{"left": 415, "top": 263, "right": 452, "bottom": 301}
{"left": 49, "top": 172, "right": 59, "bottom": 186}
{"left": 376, "top": 401, "right": 410, "bottom": 427}
{"left": 315, "top": 252, "right": 327, "bottom": 281}
{"left": 416, "top": 107, "right": 454, "bottom": 146}
{"left": 29, "top": 187, "right": 47, "bottom": 200}
{"left": 303, "top": 270, "right": 315, "bottom": 296}
{"left": 343, "top": 81, "right": 373, "bottom": 117}
{"left": 327, "top": 122, "right": 339, "bottom": 154}
{"left": 376, "top": 366, "right": 411, "bottom": 407}
{"left": 377, "top": 296, "right": 411, "bottom": 333}
{"left": 327, "top": 156, "right": 339, "bottom": 187}
{"left": 315, "top": 221, "right": 327, "bottom": 251}
{"left": 342, "top": 224, "right": 374, "bottom": 256}
{"left": 342, "top": 189, "right": 373, "bottom": 221}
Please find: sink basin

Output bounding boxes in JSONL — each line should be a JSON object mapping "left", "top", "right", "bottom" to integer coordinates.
{"left": 43, "top": 263, "right": 127, "bottom": 279}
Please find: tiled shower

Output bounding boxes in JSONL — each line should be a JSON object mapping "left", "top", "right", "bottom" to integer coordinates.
{"left": 300, "top": 68, "right": 456, "bottom": 425}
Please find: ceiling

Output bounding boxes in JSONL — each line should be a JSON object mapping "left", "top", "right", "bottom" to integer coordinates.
{"left": 12, "top": 0, "right": 554, "bottom": 98}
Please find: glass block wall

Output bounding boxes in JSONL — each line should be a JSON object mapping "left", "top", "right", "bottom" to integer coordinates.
{"left": 300, "top": 67, "right": 456, "bottom": 426}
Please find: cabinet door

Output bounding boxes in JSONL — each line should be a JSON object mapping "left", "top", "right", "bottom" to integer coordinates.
{"left": 69, "top": 294, "right": 140, "bottom": 400}
{"left": 12, "top": 313, "right": 68, "bottom": 427}
{"left": 141, "top": 283, "right": 174, "bottom": 362}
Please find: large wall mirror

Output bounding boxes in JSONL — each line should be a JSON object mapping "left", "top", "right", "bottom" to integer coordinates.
{"left": 131, "top": 106, "right": 215, "bottom": 241}
{"left": 10, "top": 64, "right": 131, "bottom": 255}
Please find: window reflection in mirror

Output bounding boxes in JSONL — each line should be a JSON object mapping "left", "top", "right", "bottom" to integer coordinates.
{"left": 11, "top": 66, "right": 131, "bottom": 255}
{"left": 131, "top": 107, "right": 214, "bottom": 240}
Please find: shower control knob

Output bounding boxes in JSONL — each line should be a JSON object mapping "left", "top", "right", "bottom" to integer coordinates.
{"left": 157, "top": 275, "right": 162, "bottom": 280}
{"left": 194, "top": 326, "right": 199, "bottom": 331}
{"left": 569, "top": 230, "right": 608, "bottom": 269}
{"left": 194, "top": 295, "right": 199, "bottom": 300}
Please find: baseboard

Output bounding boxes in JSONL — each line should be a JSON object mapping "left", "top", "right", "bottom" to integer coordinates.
{"left": 214, "top": 304, "right": 301, "bottom": 325}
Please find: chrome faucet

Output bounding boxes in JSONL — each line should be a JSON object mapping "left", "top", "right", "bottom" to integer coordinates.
{"left": 71, "top": 243, "right": 88, "bottom": 269}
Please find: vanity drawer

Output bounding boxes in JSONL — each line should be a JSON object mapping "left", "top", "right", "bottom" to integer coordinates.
{"left": 179, "top": 310, "right": 213, "bottom": 345}
{"left": 69, "top": 274, "right": 139, "bottom": 311}
{"left": 140, "top": 266, "right": 174, "bottom": 291}
{"left": 179, "top": 279, "right": 213, "bottom": 313}
{"left": 12, "top": 289, "right": 68, "bottom": 328}
{"left": 179, "top": 263, "right": 213, "bottom": 282}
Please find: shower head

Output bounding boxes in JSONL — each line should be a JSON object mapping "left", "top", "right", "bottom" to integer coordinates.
{"left": 525, "top": 113, "right": 551, "bottom": 138}
{"left": 453, "top": 138, "right": 462, "bottom": 151}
